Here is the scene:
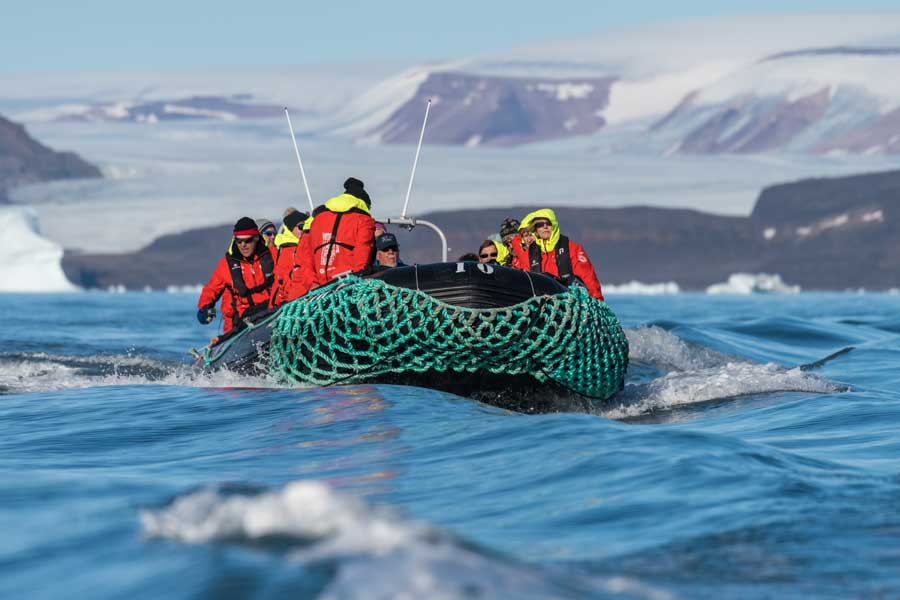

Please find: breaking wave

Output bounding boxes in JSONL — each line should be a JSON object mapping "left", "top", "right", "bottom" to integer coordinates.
{"left": 2, "top": 325, "right": 847, "bottom": 424}
{"left": 141, "top": 480, "right": 672, "bottom": 600}
{"left": 604, "top": 326, "right": 845, "bottom": 420}
{"left": 0, "top": 351, "right": 273, "bottom": 394}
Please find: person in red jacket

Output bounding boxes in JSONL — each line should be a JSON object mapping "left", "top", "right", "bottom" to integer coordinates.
{"left": 306, "top": 177, "right": 376, "bottom": 286}
{"left": 523, "top": 208, "right": 605, "bottom": 301}
{"left": 504, "top": 218, "right": 536, "bottom": 271}
{"left": 197, "top": 217, "right": 278, "bottom": 344}
{"left": 271, "top": 210, "right": 311, "bottom": 306}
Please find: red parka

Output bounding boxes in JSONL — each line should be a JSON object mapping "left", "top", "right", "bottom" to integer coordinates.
{"left": 507, "top": 234, "right": 530, "bottom": 270}
{"left": 529, "top": 238, "right": 604, "bottom": 300}
{"left": 519, "top": 209, "right": 604, "bottom": 301}
{"left": 197, "top": 239, "right": 277, "bottom": 333}
{"left": 306, "top": 193, "right": 375, "bottom": 286}
{"left": 274, "top": 234, "right": 315, "bottom": 304}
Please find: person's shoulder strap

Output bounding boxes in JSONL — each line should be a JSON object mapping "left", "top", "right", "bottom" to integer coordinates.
{"left": 528, "top": 242, "right": 542, "bottom": 272}
{"left": 554, "top": 235, "right": 573, "bottom": 279}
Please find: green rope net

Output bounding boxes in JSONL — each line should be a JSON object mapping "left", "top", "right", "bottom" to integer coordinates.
{"left": 267, "top": 276, "right": 629, "bottom": 400}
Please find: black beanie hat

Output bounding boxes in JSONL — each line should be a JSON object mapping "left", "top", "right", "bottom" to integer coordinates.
{"left": 283, "top": 210, "right": 309, "bottom": 232}
{"left": 343, "top": 177, "right": 371, "bottom": 206}
{"left": 233, "top": 216, "right": 259, "bottom": 235}
{"left": 499, "top": 218, "right": 520, "bottom": 239}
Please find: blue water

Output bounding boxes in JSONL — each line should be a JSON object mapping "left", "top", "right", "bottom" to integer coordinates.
{"left": 3, "top": 292, "right": 899, "bottom": 599}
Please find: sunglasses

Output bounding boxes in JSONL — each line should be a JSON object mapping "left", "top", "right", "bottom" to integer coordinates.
{"left": 380, "top": 246, "right": 399, "bottom": 253}
{"left": 262, "top": 229, "right": 276, "bottom": 237}
{"left": 480, "top": 252, "right": 498, "bottom": 259}
{"left": 235, "top": 236, "right": 257, "bottom": 245}
{"left": 532, "top": 221, "right": 552, "bottom": 228}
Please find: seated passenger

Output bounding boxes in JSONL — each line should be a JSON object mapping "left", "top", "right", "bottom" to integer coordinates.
{"left": 374, "top": 233, "right": 406, "bottom": 268}
{"left": 524, "top": 209, "right": 604, "bottom": 300}
{"left": 504, "top": 214, "right": 537, "bottom": 269}
{"left": 304, "top": 177, "right": 376, "bottom": 285}
{"left": 197, "top": 217, "right": 278, "bottom": 345}
{"left": 271, "top": 210, "right": 310, "bottom": 306}
{"left": 477, "top": 240, "right": 508, "bottom": 265}
{"left": 256, "top": 218, "right": 277, "bottom": 246}
{"left": 282, "top": 214, "right": 316, "bottom": 303}
{"left": 499, "top": 218, "right": 520, "bottom": 245}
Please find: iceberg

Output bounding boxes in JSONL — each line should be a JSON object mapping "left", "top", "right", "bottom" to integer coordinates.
{"left": 0, "top": 207, "right": 79, "bottom": 292}
{"left": 706, "top": 273, "right": 800, "bottom": 295}
{"left": 605, "top": 281, "right": 680, "bottom": 295}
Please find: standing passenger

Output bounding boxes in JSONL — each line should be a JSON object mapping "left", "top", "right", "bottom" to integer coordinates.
{"left": 305, "top": 177, "right": 376, "bottom": 285}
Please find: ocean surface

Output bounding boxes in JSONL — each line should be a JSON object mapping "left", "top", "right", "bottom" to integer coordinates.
{"left": 2, "top": 291, "right": 899, "bottom": 599}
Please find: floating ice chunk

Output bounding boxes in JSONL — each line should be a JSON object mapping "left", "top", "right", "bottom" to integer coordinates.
{"left": 606, "top": 281, "right": 680, "bottom": 295}
{"left": 862, "top": 209, "right": 884, "bottom": 223}
{"left": 166, "top": 284, "right": 203, "bottom": 293}
{"left": 706, "top": 273, "right": 801, "bottom": 295}
{"left": 0, "top": 207, "right": 79, "bottom": 292}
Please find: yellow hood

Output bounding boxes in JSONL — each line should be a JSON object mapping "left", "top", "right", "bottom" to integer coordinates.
{"left": 324, "top": 193, "right": 371, "bottom": 214}
{"left": 491, "top": 240, "right": 510, "bottom": 265}
{"left": 273, "top": 224, "right": 299, "bottom": 248}
{"left": 303, "top": 216, "right": 313, "bottom": 231}
{"left": 523, "top": 208, "right": 560, "bottom": 252}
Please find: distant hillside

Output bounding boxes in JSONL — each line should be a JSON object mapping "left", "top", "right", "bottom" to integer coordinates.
{"left": 326, "top": 15, "right": 900, "bottom": 154}
{"left": 61, "top": 168, "right": 900, "bottom": 291}
{"left": 0, "top": 113, "right": 101, "bottom": 201}
{"left": 368, "top": 72, "right": 613, "bottom": 147}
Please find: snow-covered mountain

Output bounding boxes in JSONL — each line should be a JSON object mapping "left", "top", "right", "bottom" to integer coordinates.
{"left": 9, "top": 15, "right": 900, "bottom": 154}
{"left": 0, "top": 63, "right": 407, "bottom": 126}
{"left": 39, "top": 95, "right": 289, "bottom": 124}
{"left": 329, "top": 14, "right": 900, "bottom": 154}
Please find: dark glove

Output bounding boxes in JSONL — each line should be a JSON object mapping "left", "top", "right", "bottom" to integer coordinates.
{"left": 197, "top": 305, "right": 216, "bottom": 324}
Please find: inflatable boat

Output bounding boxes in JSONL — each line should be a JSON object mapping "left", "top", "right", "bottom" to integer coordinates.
{"left": 201, "top": 262, "right": 629, "bottom": 412}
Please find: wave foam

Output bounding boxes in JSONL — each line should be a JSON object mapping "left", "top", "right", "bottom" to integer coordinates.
{"left": 610, "top": 326, "right": 843, "bottom": 419}
{"left": 0, "top": 352, "right": 273, "bottom": 394}
{"left": 626, "top": 326, "right": 734, "bottom": 371}
{"left": 141, "top": 481, "right": 667, "bottom": 599}
{"left": 603, "top": 362, "right": 842, "bottom": 420}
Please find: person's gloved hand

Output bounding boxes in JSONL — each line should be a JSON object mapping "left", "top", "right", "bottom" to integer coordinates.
{"left": 197, "top": 305, "right": 216, "bottom": 324}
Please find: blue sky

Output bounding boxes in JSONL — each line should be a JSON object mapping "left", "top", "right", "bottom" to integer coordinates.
{"left": 4, "top": 0, "right": 900, "bottom": 72}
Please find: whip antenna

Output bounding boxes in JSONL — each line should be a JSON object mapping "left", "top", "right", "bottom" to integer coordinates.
{"left": 401, "top": 98, "right": 431, "bottom": 219}
{"left": 284, "top": 107, "right": 314, "bottom": 213}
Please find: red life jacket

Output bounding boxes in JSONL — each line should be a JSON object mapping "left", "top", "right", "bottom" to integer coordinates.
{"left": 307, "top": 194, "right": 375, "bottom": 285}
{"left": 198, "top": 241, "right": 276, "bottom": 333}
{"left": 528, "top": 236, "right": 604, "bottom": 300}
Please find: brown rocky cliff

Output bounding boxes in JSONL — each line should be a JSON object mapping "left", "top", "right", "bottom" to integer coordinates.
{"left": 0, "top": 113, "right": 102, "bottom": 201}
